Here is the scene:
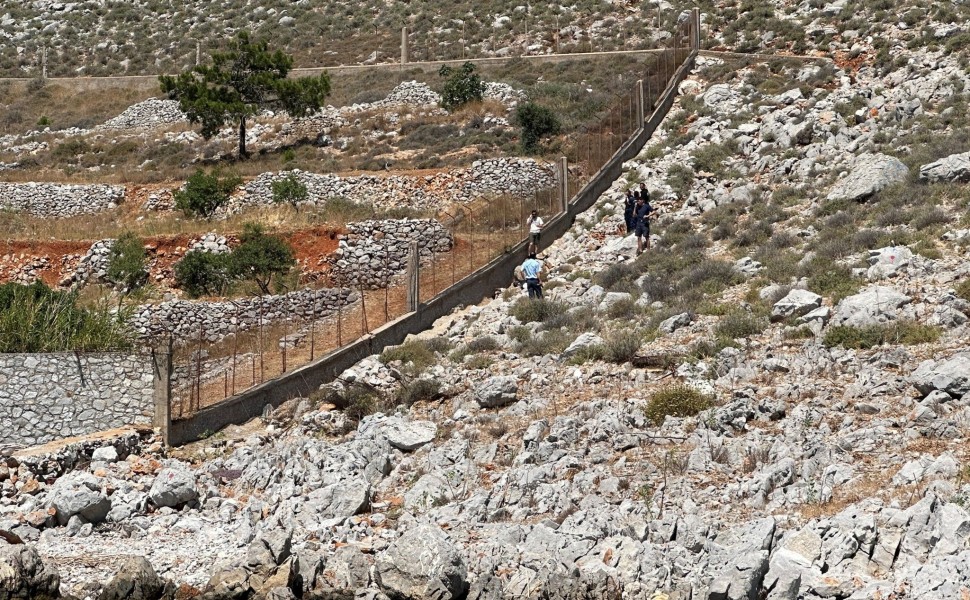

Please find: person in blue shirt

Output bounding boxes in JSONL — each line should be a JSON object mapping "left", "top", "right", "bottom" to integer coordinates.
{"left": 520, "top": 253, "right": 543, "bottom": 299}
{"left": 634, "top": 193, "right": 653, "bottom": 255}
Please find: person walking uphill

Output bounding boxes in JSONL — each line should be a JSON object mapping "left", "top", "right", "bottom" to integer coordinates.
{"left": 527, "top": 209, "right": 544, "bottom": 255}
{"left": 623, "top": 189, "right": 636, "bottom": 234}
{"left": 521, "top": 253, "right": 543, "bottom": 299}
{"left": 634, "top": 193, "right": 653, "bottom": 255}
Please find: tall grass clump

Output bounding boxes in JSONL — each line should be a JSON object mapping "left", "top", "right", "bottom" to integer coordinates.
{"left": 509, "top": 298, "right": 568, "bottom": 323}
{"left": 0, "top": 281, "right": 132, "bottom": 352}
{"left": 379, "top": 338, "right": 448, "bottom": 374}
{"left": 644, "top": 384, "right": 714, "bottom": 425}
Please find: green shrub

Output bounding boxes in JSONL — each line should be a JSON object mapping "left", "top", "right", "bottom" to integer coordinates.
{"left": 606, "top": 297, "right": 638, "bottom": 320}
{"left": 680, "top": 259, "right": 741, "bottom": 295}
{"left": 733, "top": 220, "right": 773, "bottom": 249}
{"left": 174, "top": 250, "right": 232, "bottom": 298}
{"left": 105, "top": 232, "right": 148, "bottom": 295}
{"left": 0, "top": 281, "right": 132, "bottom": 352}
{"left": 910, "top": 206, "right": 950, "bottom": 230}
{"left": 823, "top": 321, "right": 942, "bottom": 349}
{"left": 516, "top": 328, "right": 571, "bottom": 357}
{"left": 229, "top": 223, "right": 296, "bottom": 294}
{"left": 439, "top": 61, "right": 485, "bottom": 111}
{"left": 449, "top": 336, "right": 500, "bottom": 362}
{"left": 339, "top": 385, "right": 382, "bottom": 423}
{"left": 688, "top": 337, "right": 735, "bottom": 359}
{"left": 514, "top": 101, "right": 562, "bottom": 154}
{"left": 784, "top": 326, "right": 815, "bottom": 340}
{"left": 956, "top": 279, "right": 970, "bottom": 302}
{"left": 644, "top": 384, "right": 714, "bottom": 426}
{"left": 271, "top": 173, "right": 309, "bottom": 210}
{"left": 567, "top": 344, "right": 607, "bottom": 365}
{"left": 691, "top": 140, "right": 738, "bottom": 176}
{"left": 509, "top": 298, "right": 568, "bottom": 323}
{"left": 396, "top": 378, "right": 442, "bottom": 406}
{"left": 593, "top": 262, "right": 639, "bottom": 291}
{"left": 173, "top": 168, "right": 241, "bottom": 218}
{"left": 380, "top": 339, "right": 439, "bottom": 373}
{"left": 466, "top": 354, "right": 494, "bottom": 370}
{"left": 666, "top": 164, "right": 695, "bottom": 199}
{"left": 603, "top": 330, "right": 642, "bottom": 363}
{"left": 715, "top": 311, "right": 768, "bottom": 339}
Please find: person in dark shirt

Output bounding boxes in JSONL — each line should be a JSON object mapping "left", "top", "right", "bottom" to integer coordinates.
{"left": 623, "top": 189, "right": 636, "bottom": 234}
{"left": 634, "top": 194, "right": 653, "bottom": 255}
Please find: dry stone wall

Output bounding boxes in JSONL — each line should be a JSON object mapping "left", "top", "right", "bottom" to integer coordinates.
{"left": 130, "top": 287, "right": 358, "bottom": 343}
{"left": 0, "top": 353, "right": 154, "bottom": 448}
{"left": 0, "top": 183, "right": 124, "bottom": 217}
{"left": 236, "top": 158, "right": 555, "bottom": 213}
{"left": 329, "top": 219, "right": 454, "bottom": 289}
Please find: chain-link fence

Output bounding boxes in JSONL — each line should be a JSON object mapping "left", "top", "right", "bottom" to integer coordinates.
{"left": 164, "top": 15, "right": 697, "bottom": 420}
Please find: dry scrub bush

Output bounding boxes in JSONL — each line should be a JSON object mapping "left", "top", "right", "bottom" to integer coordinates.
{"left": 823, "top": 321, "right": 942, "bottom": 349}
{"left": 645, "top": 384, "right": 714, "bottom": 426}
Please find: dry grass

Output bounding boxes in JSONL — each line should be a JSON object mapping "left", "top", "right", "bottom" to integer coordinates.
{"left": 0, "top": 190, "right": 428, "bottom": 242}
{"left": 0, "top": 80, "right": 157, "bottom": 136}
{"left": 2, "top": 54, "right": 660, "bottom": 184}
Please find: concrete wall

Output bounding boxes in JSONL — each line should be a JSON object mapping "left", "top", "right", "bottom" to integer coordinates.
{"left": 0, "top": 353, "right": 155, "bottom": 447}
{"left": 165, "top": 43, "right": 698, "bottom": 446}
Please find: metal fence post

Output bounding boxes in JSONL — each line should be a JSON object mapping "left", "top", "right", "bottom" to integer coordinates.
{"left": 195, "top": 323, "right": 203, "bottom": 413}
{"left": 559, "top": 157, "right": 569, "bottom": 212}
{"left": 692, "top": 8, "right": 701, "bottom": 51}
{"left": 360, "top": 283, "right": 369, "bottom": 333}
{"left": 636, "top": 79, "right": 645, "bottom": 128}
{"left": 401, "top": 26, "right": 409, "bottom": 64}
{"left": 407, "top": 241, "right": 420, "bottom": 312}
{"left": 152, "top": 337, "right": 172, "bottom": 445}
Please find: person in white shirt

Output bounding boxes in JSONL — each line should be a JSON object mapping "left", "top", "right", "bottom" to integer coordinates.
{"left": 527, "top": 209, "right": 544, "bottom": 254}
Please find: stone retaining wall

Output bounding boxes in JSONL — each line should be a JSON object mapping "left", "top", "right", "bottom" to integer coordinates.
{"left": 237, "top": 158, "right": 554, "bottom": 213}
{"left": 130, "top": 287, "right": 359, "bottom": 343}
{"left": 0, "top": 353, "right": 154, "bottom": 447}
{"left": 0, "top": 183, "right": 125, "bottom": 217}
{"left": 329, "top": 219, "right": 453, "bottom": 289}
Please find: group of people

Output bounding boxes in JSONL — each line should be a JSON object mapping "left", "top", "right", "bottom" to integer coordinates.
{"left": 515, "top": 183, "right": 655, "bottom": 300}
{"left": 624, "top": 182, "right": 653, "bottom": 255}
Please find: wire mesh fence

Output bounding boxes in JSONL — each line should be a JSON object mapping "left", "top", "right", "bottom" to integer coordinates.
{"left": 166, "top": 184, "right": 564, "bottom": 418}
{"left": 166, "top": 17, "right": 696, "bottom": 420}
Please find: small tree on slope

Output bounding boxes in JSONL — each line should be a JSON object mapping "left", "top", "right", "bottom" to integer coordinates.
{"left": 229, "top": 223, "right": 296, "bottom": 295}
{"left": 159, "top": 31, "right": 331, "bottom": 158}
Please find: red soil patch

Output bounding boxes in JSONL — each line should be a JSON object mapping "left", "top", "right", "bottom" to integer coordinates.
{"left": 285, "top": 226, "right": 343, "bottom": 283}
{"left": 0, "top": 226, "right": 344, "bottom": 290}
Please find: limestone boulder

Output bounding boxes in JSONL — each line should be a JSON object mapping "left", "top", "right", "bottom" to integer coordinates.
{"left": 826, "top": 153, "right": 908, "bottom": 202}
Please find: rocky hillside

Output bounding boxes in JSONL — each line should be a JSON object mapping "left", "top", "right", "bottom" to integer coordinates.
{"left": 5, "top": 0, "right": 970, "bottom": 78}
{"left": 4, "top": 2, "right": 970, "bottom": 600}
{"left": 3, "top": 0, "right": 676, "bottom": 77}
